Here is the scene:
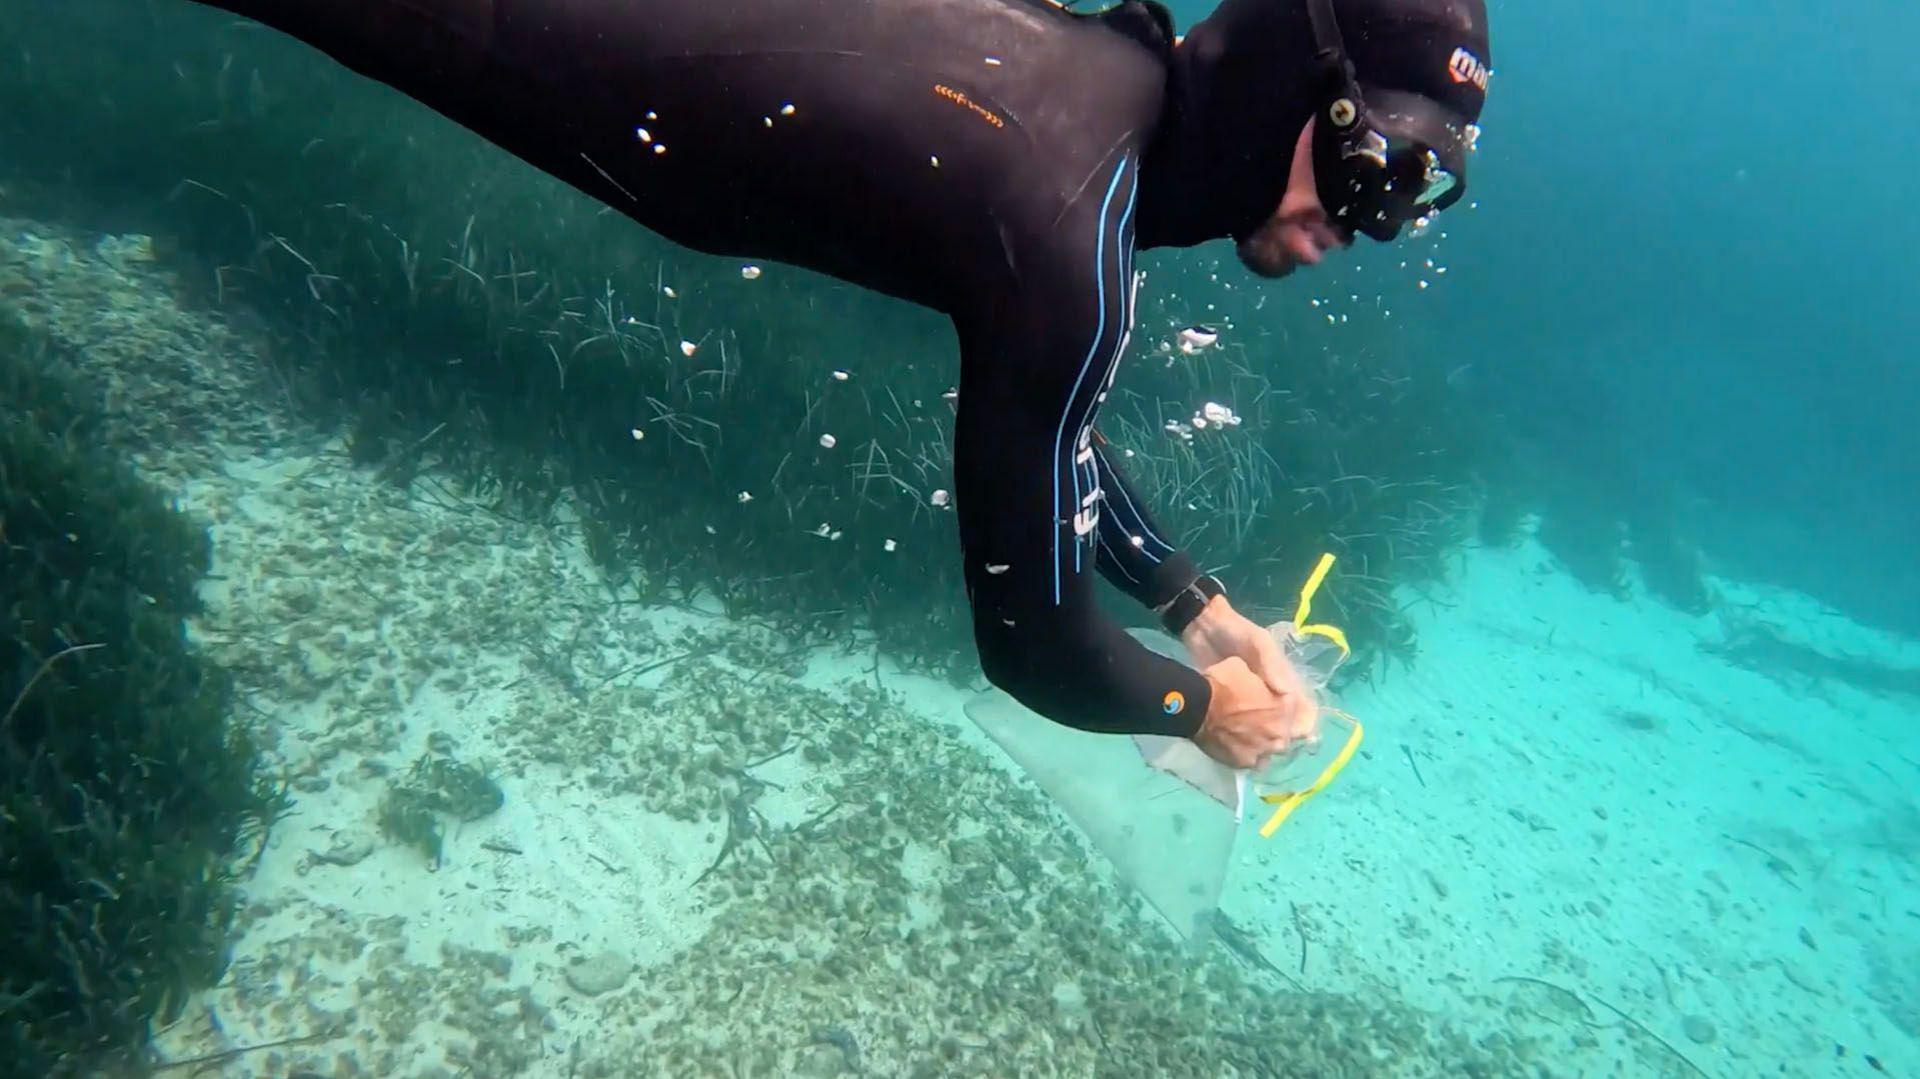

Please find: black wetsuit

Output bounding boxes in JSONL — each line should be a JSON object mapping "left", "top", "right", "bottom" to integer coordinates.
{"left": 192, "top": 0, "right": 1308, "bottom": 738}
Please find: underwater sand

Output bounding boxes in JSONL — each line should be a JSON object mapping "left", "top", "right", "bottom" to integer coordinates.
{"left": 5, "top": 218, "right": 1915, "bottom": 1077}
{"left": 1225, "top": 543, "right": 1920, "bottom": 1076}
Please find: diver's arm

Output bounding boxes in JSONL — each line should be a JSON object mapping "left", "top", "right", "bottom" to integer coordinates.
{"left": 949, "top": 344, "right": 1211, "bottom": 736}
{"left": 1088, "top": 438, "right": 1209, "bottom": 612}
{"left": 948, "top": 160, "right": 1209, "bottom": 738}
{"left": 190, "top": 0, "right": 496, "bottom": 97}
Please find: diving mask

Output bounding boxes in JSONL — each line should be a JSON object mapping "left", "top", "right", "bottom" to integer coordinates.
{"left": 1305, "top": 0, "right": 1484, "bottom": 241}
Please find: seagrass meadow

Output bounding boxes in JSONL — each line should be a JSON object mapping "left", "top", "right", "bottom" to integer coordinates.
{"left": 0, "top": 314, "right": 284, "bottom": 1074}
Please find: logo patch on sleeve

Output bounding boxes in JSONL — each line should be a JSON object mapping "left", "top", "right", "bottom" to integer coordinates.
{"left": 1162, "top": 690, "right": 1186, "bottom": 715}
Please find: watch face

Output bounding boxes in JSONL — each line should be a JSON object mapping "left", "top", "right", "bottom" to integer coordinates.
{"left": 1163, "top": 582, "right": 1208, "bottom": 633}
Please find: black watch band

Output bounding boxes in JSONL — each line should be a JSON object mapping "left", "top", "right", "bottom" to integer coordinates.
{"left": 1158, "top": 574, "right": 1226, "bottom": 636}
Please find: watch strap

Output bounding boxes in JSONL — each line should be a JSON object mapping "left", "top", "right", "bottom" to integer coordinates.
{"left": 1158, "top": 574, "right": 1225, "bottom": 636}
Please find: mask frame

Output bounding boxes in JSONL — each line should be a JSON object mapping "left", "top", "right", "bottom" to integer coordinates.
{"left": 1305, "top": 0, "right": 1478, "bottom": 241}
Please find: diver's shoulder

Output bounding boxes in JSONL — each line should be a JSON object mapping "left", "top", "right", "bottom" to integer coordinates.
{"left": 992, "top": 0, "right": 1175, "bottom": 62}
{"left": 1087, "top": 0, "right": 1176, "bottom": 61}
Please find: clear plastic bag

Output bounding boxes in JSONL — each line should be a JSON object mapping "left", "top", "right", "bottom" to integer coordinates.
{"left": 967, "top": 676, "right": 1239, "bottom": 941}
{"left": 964, "top": 554, "right": 1362, "bottom": 939}
{"left": 1132, "top": 618, "right": 1355, "bottom": 823}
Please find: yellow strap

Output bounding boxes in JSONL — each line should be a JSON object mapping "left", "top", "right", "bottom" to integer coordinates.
{"left": 1257, "top": 712, "right": 1364, "bottom": 838}
{"left": 1292, "top": 552, "right": 1336, "bottom": 628}
{"left": 1290, "top": 553, "right": 1350, "bottom": 659}
{"left": 1299, "top": 622, "right": 1351, "bottom": 658}
{"left": 1258, "top": 551, "right": 1358, "bottom": 838}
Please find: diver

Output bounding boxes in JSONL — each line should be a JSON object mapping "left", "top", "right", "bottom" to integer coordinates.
{"left": 191, "top": 0, "right": 1491, "bottom": 768}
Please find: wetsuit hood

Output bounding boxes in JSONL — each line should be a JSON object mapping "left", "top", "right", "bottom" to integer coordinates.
{"left": 1137, "top": 0, "right": 1491, "bottom": 250}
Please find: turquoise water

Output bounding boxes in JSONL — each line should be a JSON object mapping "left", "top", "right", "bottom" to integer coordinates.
{"left": 1377, "top": 0, "right": 1920, "bottom": 635}
{"left": 0, "top": 0, "right": 1914, "bottom": 1076}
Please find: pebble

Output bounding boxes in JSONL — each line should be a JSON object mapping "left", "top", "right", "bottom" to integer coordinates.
{"left": 312, "top": 833, "right": 375, "bottom": 866}
{"left": 565, "top": 951, "right": 633, "bottom": 996}
{"left": 794, "top": 1046, "right": 846, "bottom": 1078}
{"left": 1682, "top": 1015, "right": 1717, "bottom": 1045}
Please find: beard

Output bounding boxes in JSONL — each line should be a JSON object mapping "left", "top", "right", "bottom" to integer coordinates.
{"left": 1235, "top": 207, "right": 1350, "bottom": 279}
{"left": 1235, "top": 222, "right": 1300, "bottom": 279}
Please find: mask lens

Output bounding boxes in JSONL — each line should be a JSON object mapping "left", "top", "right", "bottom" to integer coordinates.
{"left": 1326, "top": 87, "right": 1474, "bottom": 239}
{"left": 1414, "top": 150, "right": 1457, "bottom": 206}
{"left": 1348, "top": 138, "right": 1463, "bottom": 240}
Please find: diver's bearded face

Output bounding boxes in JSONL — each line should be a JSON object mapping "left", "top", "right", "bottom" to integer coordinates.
{"left": 1236, "top": 207, "right": 1349, "bottom": 279}
{"left": 1236, "top": 117, "right": 1351, "bottom": 280}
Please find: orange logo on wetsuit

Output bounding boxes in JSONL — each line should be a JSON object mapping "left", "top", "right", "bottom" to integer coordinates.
{"left": 1162, "top": 690, "right": 1185, "bottom": 715}
{"left": 933, "top": 84, "right": 1005, "bottom": 129}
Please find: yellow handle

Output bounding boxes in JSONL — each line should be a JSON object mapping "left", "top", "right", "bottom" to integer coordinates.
{"left": 1290, "top": 553, "right": 1351, "bottom": 660}
{"left": 1259, "top": 550, "right": 1357, "bottom": 838}
{"left": 1292, "top": 553, "right": 1335, "bottom": 627}
{"left": 1258, "top": 712, "right": 1364, "bottom": 838}
{"left": 1298, "top": 622, "right": 1351, "bottom": 658}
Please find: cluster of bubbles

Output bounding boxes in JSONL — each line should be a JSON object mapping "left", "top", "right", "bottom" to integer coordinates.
{"left": 621, "top": 194, "right": 1477, "bottom": 555}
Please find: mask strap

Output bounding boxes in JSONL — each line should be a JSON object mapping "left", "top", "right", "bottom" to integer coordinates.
{"left": 1304, "top": 0, "right": 1363, "bottom": 105}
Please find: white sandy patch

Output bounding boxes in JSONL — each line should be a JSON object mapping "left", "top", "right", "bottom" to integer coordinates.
{"left": 141, "top": 442, "right": 744, "bottom": 1075}
{"left": 1221, "top": 535, "right": 1919, "bottom": 1077}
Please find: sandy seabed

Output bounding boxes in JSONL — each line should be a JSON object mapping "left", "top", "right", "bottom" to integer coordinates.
{"left": 4, "top": 218, "right": 1916, "bottom": 1078}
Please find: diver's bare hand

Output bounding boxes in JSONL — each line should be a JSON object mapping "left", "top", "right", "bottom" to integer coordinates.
{"left": 1185, "top": 596, "right": 1320, "bottom": 750}
{"left": 1194, "top": 657, "right": 1311, "bottom": 769}
{"left": 1184, "top": 594, "right": 1293, "bottom": 696}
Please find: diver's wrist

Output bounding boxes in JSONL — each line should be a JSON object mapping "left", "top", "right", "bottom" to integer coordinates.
{"left": 1158, "top": 573, "right": 1226, "bottom": 636}
{"left": 1178, "top": 593, "right": 1233, "bottom": 647}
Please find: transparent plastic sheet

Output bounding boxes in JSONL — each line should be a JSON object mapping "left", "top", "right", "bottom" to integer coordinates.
{"left": 962, "top": 555, "right": 1361, "bottom": 941}
{"left": 964, "top": 660, "right": 1238, "bottom": 942}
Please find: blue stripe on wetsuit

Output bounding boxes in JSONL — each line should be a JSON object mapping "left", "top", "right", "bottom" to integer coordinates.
{"left": 1049, "top": 155, "right": 1134, "bottom": 606}
{"left": 1072, "top": 168, "right": 1139, "bottom": 577}
{"left": 1094, "top": 441, "right": 1173, "bottom": 562}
